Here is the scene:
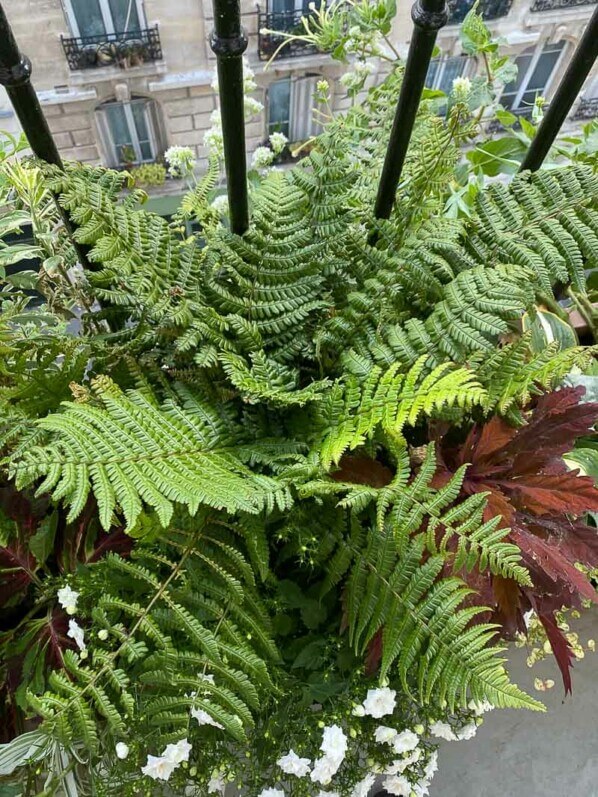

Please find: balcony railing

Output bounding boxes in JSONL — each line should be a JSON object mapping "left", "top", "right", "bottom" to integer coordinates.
{"left": 573, "top": 97, "right": 598, "bottom": 120}
{"left": 531, "top": 0, "right": 596, "bottom": 11}
{"left": 257, "top": 8, "right": 322, "bottom": 60}
{"left": 448, "top": 0, "right": 513, "bottom": 22}
{"left": 61, "top": 25, "right": 162, "bottom": 71}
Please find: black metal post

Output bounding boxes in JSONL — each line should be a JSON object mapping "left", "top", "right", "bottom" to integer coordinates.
{"left": 0, "top": 3, "right": 93, "bottom": 270}
{"left": 209, "top": 0, "right": 250, "bottom": 235}
{"left": 519, "top": 4, "right": 598, "bottom": 173}
{"left": 373, "top": 0, "right": 448, "bottom": 220}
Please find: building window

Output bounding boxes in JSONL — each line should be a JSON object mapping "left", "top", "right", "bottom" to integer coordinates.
{"left": 500, "top": 41, "right": 566, "bottom": 111}
{"left": 96, "top": 98, "right": 160, "bottom": 167}
{"left": 64, "top": 0, "right": 145, "bottom": 38}
{"left": 426, "top": 55, "right": 469, "bottom": 94}
{"left": 267, "top": 76, "right": 321, "bottom": 143}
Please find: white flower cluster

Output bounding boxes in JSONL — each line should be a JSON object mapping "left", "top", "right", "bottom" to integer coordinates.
{"left": 344, "top": 26, "right": 388, "bottom": 58}
{"left": 210, "top": 194, "right": 229, "bottom": 215}
{"left": 141, "top": 737, "right": 192, "bottom": 781}
{"left": 451, "top": 76, "right": 472, "bottom": 104}
{"left": 165, "top": 145, "right": 196, "bottom": 179}
{"left": 58, "top": 584, "right": 87, "bottom": 656}
{"left": 252, "top": 146, "right": 275, "bottom": 170}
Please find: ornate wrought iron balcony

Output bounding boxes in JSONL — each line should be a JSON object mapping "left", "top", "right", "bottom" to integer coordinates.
{"left": 448, "top": 0, "right": 513, "bottom": 23}
{"left": 257, "top": 8, "right": 322, "bottom": 61}
{"left": 61, "top": 25, "right": 162, "bottom": 71}
{"left": 573, "top": 97, "right": 598, "bottom": 120}
{"left": 531, "top": 0, "right": 596, "bottom": 11}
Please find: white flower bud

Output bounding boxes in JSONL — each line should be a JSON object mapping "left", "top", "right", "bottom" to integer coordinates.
{"left": 116, "top": 742, "right": 129, "bottom": 759}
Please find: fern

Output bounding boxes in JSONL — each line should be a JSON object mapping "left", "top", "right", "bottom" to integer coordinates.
{"left": 8, "top": 376, "right": 289, "bottom": 529}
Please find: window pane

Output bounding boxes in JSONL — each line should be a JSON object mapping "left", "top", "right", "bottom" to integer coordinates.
{"left": 439, "top": 57, "right": 465, "bottom": 94}
{"left": 131, "top": 102, "right": 150, "bottom": 141}
{"left": 109, "top": 0, "right": 140, "bottom": 32}
{"left": 502, "top": 53, "right": 533, "bottom": 97}
{"left": 71, "top": 0, "right": 106, "bottom": 37}
{"left": 105, "top": 104, "right": 134, "bottom": 163}
{"left": 526, "top": 45, "right": 564, "bottom": 92}
{"left": 268, "top": 79, "right": 291, "bottom": 138}
{"left": 425, "top": 60, "right": 440, "bottom": 89}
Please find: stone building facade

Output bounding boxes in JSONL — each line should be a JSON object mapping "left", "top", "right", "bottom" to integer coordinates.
{"left": 0, "top": 0, "right": 596, "bottom": 195}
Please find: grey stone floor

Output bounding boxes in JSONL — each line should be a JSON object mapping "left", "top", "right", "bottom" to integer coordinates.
{"left": 428, "top": 609, "right": 598, "bottom": 797}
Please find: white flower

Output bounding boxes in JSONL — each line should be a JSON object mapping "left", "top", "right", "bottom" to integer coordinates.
{"left": 456, "top": 721, "right": 477, "bottom": 740}
{"left": 259, "top": 789, "right": 285, "bottom": 797}
{"left": 392, "top": 730, "right": 419, "bottom": 755}
{"left": 57, "top": 585, "right": 79, "bottom": 613}
{"left": 67, "top": 619, "right": 86, "bottom": 651}
{"left": 374, "top": 725, "right": 397, "bottom": 744}
{"left": 277, "top": 750, "right": 311, "bottom": 777}
{"left": 252, "top": 146, "right": 275, "bottom": 170}
{"left": 210, "top": 194, "right": 229, "bottom": 215}
{"left": 98, "top": 629, "right": 109, "bottom": 641}
{"left": 165, "top": 145, "right": 196, "bottom": 179}
{"left": 429, "top": 721, "right": 459, "bottom": 741}
{"left": 115, "top": 742, "right": 129, "bottom": 760}
{"left": 244, "top": 96, "right": 264, "bottom": 120}
{"left": 362, "top": 687, "right": 396, "bottom": 718}
{"left": 198, "top": 673, "right": 215, "bottom": 684}
{"left": 351, "top": 774, "right": 376, "bottom": 797}
{"left": 141, "top": 755, "right": 177, "bottom": 781}
{"left": 384, "top": 775, "right": 411, "bottom": 796}
{"left": 468, "top": 699, "right": 494, "bottom": 716}
{"left": 352, "top": 704, "right": 366, "bottom": 716}
{"left": 320, "top": 725, "right": 347, "bottom": 762}
{"left": 423, "top": 750, "right": 438, "bottom": 781}
{"left": 269, "top": 131, "right": 288, "bottom": 155}
{"left": 163, "top": 738, "right": 192, "bottom": 764}
{"left": 310, "top": 756, "right": 340, "bottom": 785}
{"left": 204, "top": 127, "right": 224, "bottom": 158}
{"left": 208, "top": 774, "right": 226, "bottom": 794}
{"left": 191, "top": 706, "right": 224, "bottom": 729}
{"left": 451, "top": 76, "right": 472, "bottom": 102}
{"left": 411, "top": 782, "right": 431, "bottom": 797}
{"left": 354, "top": 60, "right": 375, "bottom": 77}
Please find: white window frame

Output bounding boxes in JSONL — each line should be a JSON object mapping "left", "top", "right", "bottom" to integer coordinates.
{"left": 97, "top": 98, "right": 158, "bottom": 167}
{"left": 63, "top": 0, "right": 146, "bottom": 38}
{"left": 502, "top": 40, "right": 567, "bottom": 111}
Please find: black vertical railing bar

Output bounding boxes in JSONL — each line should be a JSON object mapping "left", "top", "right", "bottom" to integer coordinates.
{"left": 0, "top": 2, "right": 93, "bottom": 271}
{"left": 519, "top": 4, "right": 598, "bottom": 173}
{"left": 373, "top": 0, "right": 449, "bottom": 222}
{"left": 209, "top": 0, "right": 250, "bottom": 235}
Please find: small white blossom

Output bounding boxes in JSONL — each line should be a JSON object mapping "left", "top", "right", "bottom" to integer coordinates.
{"left": 244, "top": 96, "right": 264, "bottom": 120}
{"left": 191, "top": 706, "right": 224, "bottom": 729}
{"left": 252, "top": 146, "right": 275, "bottom": 170}
{"left": 67, "top": 619, "right": 86, "bottom": 651}
{"left": 57, "top": 585, "right": 79, "bottom": 613}
{"left": 362, "top": 687, "right": 396, "bottom": 718}
{"left": 259, "top": 789, "right": 285, "bottom": 797}
{"left": 351, "top": 774, "right": 376, "bottom": 797}
{"left": 374, "top": 725, "right": 397, "bottom": 744}
{"left": 277, "top": 750, "right": 311, "bottom": 777}
{"left": 429, "top": 721, "right": 459, "bottom": 741}
{"left": 451, "top": 76, "right": 472, "bottom": 102}
{"left": 310, "top": 756, "right": 340, "bottom": 785}
{"left": 423, "top": 750, "right": 438, "bottom": 781}
{"left": 163, "top": 738, "right": 192, "bottom": 764}
{"left": 210, "top": 194, "right": 229, "bottom": 215}
{"left": 115, "top": 742, "right": 129, "bottom": 760}
{"left": 468, "top": 699, "right": 494, "bottom": 716}
{"left": 411, "top": 782, "right": 431, "bottom": 797}
{"left": 165, "top": 145, "right": 196, "bottom": 179}
{"left": 320, "top": 724, "right": 347, "bottom": 762}
{"left": 392, "top": 729, "right": 419, "bottom": 755}
{"left": 456, "top": 721, "right": 478, "bottom": 740}
{"left": 354, "top": 60, "right": 375, "bottom": 77}
{"left": 269, "top": 131, "right": 288, "bottom": 155}
{"left": 384, "top": 749, "right": 421, "bottom": 776}
{"left": 384, "top": 775, "right": 411, "bottom": 796}
{"left": 141, "top": 755, "right": 177, "bottom": 781}
{"left": 204, "top": 127, "right": 224, "bottom": 158}
{"left": 352, "top": 704, "right": 366, "bottom": 716}
{"left": 98, "top": 629, "right": 109, "bottom": 641}
{"left": 208, "top": 774, "right": 226, "bottom": 794}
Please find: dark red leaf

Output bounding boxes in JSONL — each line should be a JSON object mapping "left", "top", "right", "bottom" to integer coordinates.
{"left": 0, "top": 542, "right": 37, "bottom": 607}
{"left": 538, "top": 612, "right": 575, "bottom": 695}
{"left": 505, "top": 472, "right": 598, "bottom": 516}
{"left": 332, "top": 455, "right": 394, "bottom": 488}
